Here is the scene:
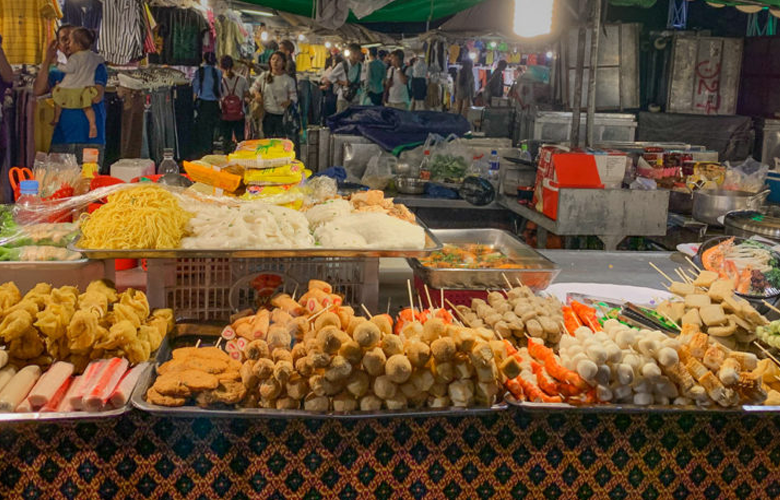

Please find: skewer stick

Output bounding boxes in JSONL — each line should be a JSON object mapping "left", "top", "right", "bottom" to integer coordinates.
{"left": 418, "top": 295, "right": 425, "bottom": 316}
{"left": 753, "top": 341, "right": 780, "bottom": 369}
{"left": 674, "top": 269, "right": 689, "bottom": 284}
{"left": 386, "top": 298, "right": 391, "bottom": 316}
{"left": 502, "top": 273, "right": 513, "bottom": 290}
{"left": 444, "top": 299, "right": 472, "bottom": 327}
{"left": 424, "top": 284, "right": 435, "bottom": 310}
{"left": 307, "top": 304, "right": 334, "bottom": 322}
{"left": 195, "top": 339, "right": 202, "bottom": 348}
{"left": 360, "top": 304, "right": 373, "bottom": 319}
{"left": 406, "top": 279, "right": 416, "bottom": 318}
{"left": 215, "top": 338, "right": 223, "bottom": 349}
{"left": 682, "top": 269, "right": 698, "bottom": 283}
{"left": 763, "top": 300, "right": 780, "bottom": 317}
{"left": 291, "top": 284, "right": 299, "bottom": 302}
{"left": 440, "top": 289, "right": 444, "bottom": 312}
{"left": 649, "top": 262, "right": 675, "bottom": 284}
{"left": 516, "top": 278, "right": 524, "bottom": 288}
{"left": 685, "top": 256, "right": 702, "bottom": 273}
{"left": 655, "top": 308, "right": 682, "bottom": 332}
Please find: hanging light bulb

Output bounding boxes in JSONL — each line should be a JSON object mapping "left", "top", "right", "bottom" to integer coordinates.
{"left": 261, "top": 31, "right": 269, "bottom": 42}
{"left": 513, "top": 0, "right": 554, "bottom": 38}
{"left": 546, "top": 51, "right": 554, "bottom": 58}
{"left": 344, "top": 49, "right": 351, "bottom": 57}
{"left": 298, "top": 34, "right": 306, "bottom": 41}
{"left": 468, "top": 51, "right": 478, "bottom": 61}
{"left": 489, "top": 41, "right": 497, "bottom": 49}
{"left": 325, "top": 41, "right": 332, "bottom": 48}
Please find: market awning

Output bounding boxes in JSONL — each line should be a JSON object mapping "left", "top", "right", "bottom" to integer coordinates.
{"left": 240, "top": 0, "right": 486, "bottom": 23}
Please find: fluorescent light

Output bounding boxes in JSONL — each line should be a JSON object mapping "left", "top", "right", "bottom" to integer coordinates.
{"left": 513, "top": 0, "right": 554, "bottom": 38}
{"left": 242, "top": 9, "right": 274, "bottom": 17}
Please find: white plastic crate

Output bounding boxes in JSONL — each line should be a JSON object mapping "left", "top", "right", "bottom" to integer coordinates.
{"left": 146, "top": 257, "right": 379, "bottom": 321}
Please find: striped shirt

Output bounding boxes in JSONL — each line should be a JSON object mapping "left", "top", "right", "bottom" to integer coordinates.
{"left": 0, "top": 0, "right": 62, "bottom": 64}
{"left": 98, "top": 0, "right": 144, "bottom": 64}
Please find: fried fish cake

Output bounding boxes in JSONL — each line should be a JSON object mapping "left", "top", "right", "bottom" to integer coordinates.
{"left": 178, "top": 369, "right": 220, "bottom": 391}
{"left": 172, "top": 346, "right": 230, "bottom": 362}
{"left": 152, "top": 374, "right": 192, "bottom": 397}
{"left": 211, "top": 380, "right": 247, "bottom": 405}
{"left": 216, "top": 370, "right": 242, "bottom": 383}
{"left": 157, "top": 358, "right": 187, "bottom": 375}
{"left": 183, "top": 357, "right": 230, "bottom": 374}
{"left": 146, "top": 387, "right": 187, "bottom": 406}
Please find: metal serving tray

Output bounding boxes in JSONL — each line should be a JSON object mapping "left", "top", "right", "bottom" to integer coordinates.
{"left": 0, "top": 362, "right": 154, "bottom": 423}
{"left": 408, "top": 229, "right": 561, "bottom": 290}
{"left": 505, "top": 394, "right": 780, "bottom": 413}
{"left": 132, "top": 324, "right": 507, "bottom": 419}
{"left": 70, "top": 221, "right": 443, "bottom": 260}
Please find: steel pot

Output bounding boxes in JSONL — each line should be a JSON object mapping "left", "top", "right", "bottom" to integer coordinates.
{"left": 692, "top": 189, "right": 769, "bottom": 226}
{"left": 668, "top": 190, "right": 694, "bottom": 215}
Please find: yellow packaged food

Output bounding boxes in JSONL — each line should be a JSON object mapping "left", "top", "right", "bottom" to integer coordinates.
{"left": 243, "top": 161, "right": 311, "bottom": 185}
{"left": 183, "top": 160, "right": 242, "bottom": 192}
{"left": 230, "top": 138, "right": 296, "bottom": 168}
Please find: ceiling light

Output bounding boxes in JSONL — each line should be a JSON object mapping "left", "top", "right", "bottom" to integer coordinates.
{"left": 298, "top": 34, "right": 306, "bottom": 41}
{"left": 344, "top": 49, "right": 351, "bottom": 57}
{"left": 261, "top": 31, "right": 269, "bottom": 41}
{"left": 513, "top": 0, "right": 554, "bottom": 38}
{"left": 468, "top": 51, "right": 477, "bottom": 60}
{"left": 325, "top": 41, "right": 332, "bottom": 48}
{"left": 546, "top": 51, "right": 553, "bottom": 58}
{"left": 489, "top": 41, "right": 497, "bottom": 49}
{"left": 242, "top": 9, "right": 274, "bottom": 17}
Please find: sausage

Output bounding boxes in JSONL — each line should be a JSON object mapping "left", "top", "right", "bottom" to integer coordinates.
{"left": 27, "top": 361, "right": 75, "bottom": 410}
{"left": 0, "top": 365, "right": 42, "bottom": 412}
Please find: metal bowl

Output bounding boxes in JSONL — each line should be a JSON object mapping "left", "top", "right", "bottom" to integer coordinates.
{"left": 395, "top": 177, "right": 427, "bottom": 195}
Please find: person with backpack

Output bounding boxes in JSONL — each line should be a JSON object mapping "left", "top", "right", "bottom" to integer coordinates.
{"left": 219, "top": 55, "right": 249, "bottom": 152}
{"left": 330, "top": 43, "right": 363, "bottom": 113}
{"left": 192, "top": 52, "right": 222, "bottom": 157}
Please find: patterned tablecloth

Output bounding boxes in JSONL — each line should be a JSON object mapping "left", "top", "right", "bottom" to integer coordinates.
{"left": 0, "top": 409, "right": 778, "bottom": 499}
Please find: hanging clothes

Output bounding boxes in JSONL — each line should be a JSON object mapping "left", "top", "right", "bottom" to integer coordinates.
{"left": 449, "top": 45, "right": 460, "bottom": 65}
{"left": 150, "top": 7, "right": 209, "bottom": 66}
{"left": 0, "top": 0, "right": 61, "bottom": 65}
{"left": 98, "top": 0, "right": 145, "bottom": 64}
{"left": 62, "top": 0, "right": 103, "bottom": 45}
{"left": 215, "top": 15, "right": 243, "bottom": 60}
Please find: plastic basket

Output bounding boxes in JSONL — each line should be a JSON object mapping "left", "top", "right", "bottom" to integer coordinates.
{"left": 146, "top": 257, "right": 379, "bottom": 321}
{"left": 413, "top": 276, "right": 489, "bottom": 308}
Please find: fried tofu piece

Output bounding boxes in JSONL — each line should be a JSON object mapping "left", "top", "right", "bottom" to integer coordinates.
{"left": 681, "top": 308, "right": 702, "bottom": 327}
{"left": 693, "top": 271, "right": 719, "bottom": 288}
{"left": 700, "top": 305, "right": 728, "bottom": 327}
{"left": 669, "top": 282, "right": 696, "bottom": 297}
{"left": 685, "top": 294, "right": 712, "bottom": 309}
{"left": 708, "top": 279, "right": 735, "bottom": 303}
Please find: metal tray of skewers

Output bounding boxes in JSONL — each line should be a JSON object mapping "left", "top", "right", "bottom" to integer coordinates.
{"left": 407, "top": 229, "right": 560, "bottom": 290}
{"left": 70, "top": 220, "right": 443, "bottom": 260}
{"left": 131, "top": 323, "right": 508, "bottom": 419}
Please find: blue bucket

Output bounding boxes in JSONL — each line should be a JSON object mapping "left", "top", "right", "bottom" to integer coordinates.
{"left": 768, "top": 171, "right": 780, "bottom": 204}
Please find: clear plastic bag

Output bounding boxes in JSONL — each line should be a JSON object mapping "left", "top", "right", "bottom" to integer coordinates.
{"left": 361, "top": 154, "right": 394, "bottom": 190}
{"left": 722, "top": 158, "right": 769, "bottom": 193}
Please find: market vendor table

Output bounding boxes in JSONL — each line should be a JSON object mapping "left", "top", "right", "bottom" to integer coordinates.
{"left": 498, "top": 191, "right": 670, "bottom": 251}
{"left": 1, "top": 410, "right": 778, "bottom": 499}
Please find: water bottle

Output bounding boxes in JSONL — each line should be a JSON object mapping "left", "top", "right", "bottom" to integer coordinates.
{"left": 487, "top": 150, "right": 500, "bottom": 188}
{"left": 518, "top": 144, "right": 533, "bottom": 163}
{"left": 419, "top": 150, "right": 431, "bottom": 180}
{"left": 157, "top": 148, "right": 179, "bottom": 175}
{"left": 15, "top": 180, "right": 42, "bottom": 224}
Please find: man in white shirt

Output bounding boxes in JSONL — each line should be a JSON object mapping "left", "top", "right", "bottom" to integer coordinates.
{"left": 331, "top": 43, "right": 363, "bottom": 113}
{"left": 384, "top": 49, "right": 409, "bottom": 110}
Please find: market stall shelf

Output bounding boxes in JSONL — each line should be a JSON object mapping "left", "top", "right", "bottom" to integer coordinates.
{"left": 498, "top": 190, "right": 670, "bottom": 251}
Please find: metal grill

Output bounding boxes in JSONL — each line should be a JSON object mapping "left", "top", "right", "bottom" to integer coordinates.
{"left": 146, "top": 257, "right": 379, "bottom": 322}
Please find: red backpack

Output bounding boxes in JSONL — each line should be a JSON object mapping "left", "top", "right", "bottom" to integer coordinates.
{"left": 221, "top": 76, "right": 244, "bottom": 121}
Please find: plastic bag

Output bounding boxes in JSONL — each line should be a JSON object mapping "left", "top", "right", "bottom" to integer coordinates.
{"left": 722, "top": 158, "right": 769, "bottom": 193}
{"left": 428, "top": 134, "right": 471, "bottom": 182}
{"left": 361, "top": 154, "right": 393, "bottom": 190}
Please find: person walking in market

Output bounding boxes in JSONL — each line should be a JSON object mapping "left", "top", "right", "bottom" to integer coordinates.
{"left": 484, "top": 59, "right": 508, "bottom": 105}
{"left": 251, "top": 51, "right": 298, "bottom": 139}
{"left": 33, "top": 24, "right": 108, "bottom": 168}
{"left": 330, "top": 43, "right": 363, "bottom": 113}
{"left": 409, "top": 55, "right": 428, "bottom": 111}
{"left": 384, "top": 49, "right": 409, "bottom": 110}
{"left": 279, "top": 39, "right": 298, "bottom": 82}
{"left": 454, "top": 59, "right": 475, "bottom": 117}
{"left": 365, "top": 47, "right": 386, "bottom": 106}
{"left": 219, "top": 55, "right": 249, "bottom": 153}
{"left": 192, "top": 52, "right": 222, "bottom": 157}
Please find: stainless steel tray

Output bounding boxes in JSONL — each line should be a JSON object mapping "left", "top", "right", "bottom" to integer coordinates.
{"left": 505, "top": 394, "right": 780, "bottom": 413}
{"left": 70, "top": 221, "right": 443, "bottom": 259}
{"left": 0, "top": 259, "right": 88, "bottom": 267}
{"left": 132, "top": 324, "right": 507, "bottom": 419}
{"left": 408, "top": 228, "right": 561, "bottom": 290}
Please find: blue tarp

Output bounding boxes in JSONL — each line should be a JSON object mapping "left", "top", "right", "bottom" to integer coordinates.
{"left": 326, "top": 106, "right": 471, "bottom": 153}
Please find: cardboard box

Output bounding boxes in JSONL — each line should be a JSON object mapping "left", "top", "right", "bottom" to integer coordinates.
{"left": 532, "top": 146, "right": 608, "bottom": 219}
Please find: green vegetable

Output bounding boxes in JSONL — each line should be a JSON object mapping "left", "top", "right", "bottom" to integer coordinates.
{"left": 766, "top": 267, "right": 780, "bottom": 289}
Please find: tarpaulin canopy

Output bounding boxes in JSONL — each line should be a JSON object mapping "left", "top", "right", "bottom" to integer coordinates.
{"left": 241, "top": 0, "right": 486, "bottom": 23}
{"left": 610, "top": 0, "right": 780, "bottom": 7}
{"left": 326, "top": 107, "right": 471, "bottom": 152}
